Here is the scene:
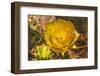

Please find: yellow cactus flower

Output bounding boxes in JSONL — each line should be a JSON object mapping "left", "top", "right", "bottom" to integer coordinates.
{"left": 44, "top": 19, "right": 80, "bottom": 56}
{"left": 35, "top": 44, "right": 53, "bottom": 60}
